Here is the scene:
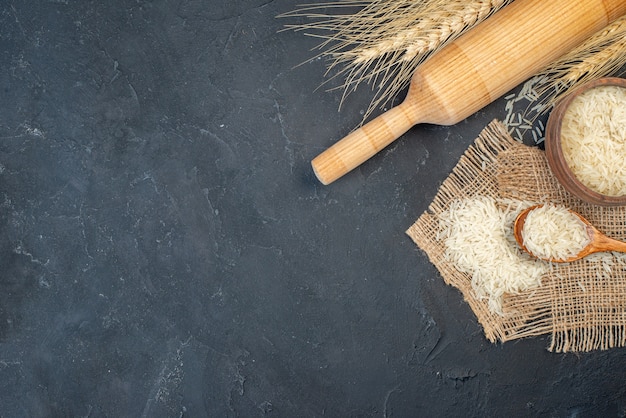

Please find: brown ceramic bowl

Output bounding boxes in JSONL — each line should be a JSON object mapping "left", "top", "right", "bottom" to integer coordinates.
{"left": 545, "top": 77, "right": 626, "bottom": 206}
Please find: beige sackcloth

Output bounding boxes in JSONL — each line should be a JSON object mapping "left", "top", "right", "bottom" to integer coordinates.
{"left": 407, "top": 120, "right": 626, "bottom": 352}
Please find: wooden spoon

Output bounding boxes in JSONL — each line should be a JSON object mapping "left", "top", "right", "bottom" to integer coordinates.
{"left": 513, "top": 204, "right": 626, "bottom": 263}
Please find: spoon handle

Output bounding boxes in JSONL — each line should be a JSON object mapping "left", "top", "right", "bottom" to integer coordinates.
{"left": 590, "top": 233, "right": 626, "bottom": 255}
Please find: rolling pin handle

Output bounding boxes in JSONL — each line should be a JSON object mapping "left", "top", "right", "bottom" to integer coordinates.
{"left": 311, "top": 103, "right": 417, "bottom": 185}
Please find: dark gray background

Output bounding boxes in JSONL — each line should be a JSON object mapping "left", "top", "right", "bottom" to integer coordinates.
{"left": 1, "top": 1, "right": 624, "bottom": 416}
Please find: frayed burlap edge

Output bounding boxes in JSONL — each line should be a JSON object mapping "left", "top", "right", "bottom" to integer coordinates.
{"left": 407, "top": 120, "right": 626, "bottom": 352}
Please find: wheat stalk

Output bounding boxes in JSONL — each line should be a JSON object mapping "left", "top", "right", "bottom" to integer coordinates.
{"left": 520, "top": 15, "right": 626, "bottom": 121}
{"left": 279, "top": 0, "right": 514, "bottom": 122}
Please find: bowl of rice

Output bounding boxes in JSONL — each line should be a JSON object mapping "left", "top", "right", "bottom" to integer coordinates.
{"left": 545, "top": 77, "right": 626, "bottom": 206}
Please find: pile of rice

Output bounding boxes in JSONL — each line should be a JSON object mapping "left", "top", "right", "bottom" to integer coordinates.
{"left": 437, "top": 196, "right": 548, "bottom": 315}
{"left": 561, "top": 85, "right": 626, "bottom": 196}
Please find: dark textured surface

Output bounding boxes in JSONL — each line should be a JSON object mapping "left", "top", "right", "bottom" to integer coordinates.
{"left": 1, "top": 1, "right": 625, "bottom": 416}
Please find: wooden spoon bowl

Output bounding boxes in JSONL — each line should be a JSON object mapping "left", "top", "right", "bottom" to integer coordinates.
{"left": 513, "top": 204, "right": 626, "bottom": 263}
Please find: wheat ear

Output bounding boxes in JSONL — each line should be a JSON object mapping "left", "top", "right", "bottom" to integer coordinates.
{"left": 521, "top": 15, "right": 626, "bottom": 121}
{"left": 351, "top": 0, "right": 512, "bottom": 64}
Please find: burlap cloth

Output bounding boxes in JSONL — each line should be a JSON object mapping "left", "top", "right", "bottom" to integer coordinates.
{"left": 407, "top": 120, "right": 626, "bottom": 352}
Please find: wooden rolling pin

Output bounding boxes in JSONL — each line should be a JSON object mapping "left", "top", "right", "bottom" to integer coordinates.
{"left": 311, "top": 0, "right": 626, "bottom": 185}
